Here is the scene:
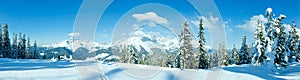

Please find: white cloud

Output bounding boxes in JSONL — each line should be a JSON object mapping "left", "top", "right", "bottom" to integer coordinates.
{"left": 191, "top": 16, "right": 218, "bottom": 29}
{"left": 237, "top": 14, "right": 267, "bottom": 32}
{"left": 132, "top": 12, "right": 169, "bottom": 26}
{"left": 68, "top": 32, "right": 80, "bottom": 37}
{"left": 191, "top": 16, "right": 232, "bottom": 32}
{"left": 190, "top": 20, "right": 200, "bottom": 27}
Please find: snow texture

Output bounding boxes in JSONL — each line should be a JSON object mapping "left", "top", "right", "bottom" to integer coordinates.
{"left": 0, "top": 58, "right": 300, "bottom": 80}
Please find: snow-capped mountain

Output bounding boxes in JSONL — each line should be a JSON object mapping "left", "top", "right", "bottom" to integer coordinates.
{"left": 112, "top": 24, "right": 203, "bottom": 55}
{"left": 41, "top": 38, "right": 111, "bottom": 53}
{"left": 41, "top": 24, "right": 212, "bottom": 60}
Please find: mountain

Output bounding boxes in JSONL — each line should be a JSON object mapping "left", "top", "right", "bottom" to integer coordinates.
{"left": 41, "top": 38, "right": 111, "bottom": 53}
{"left": 41, "top": 24, "right": 213, "bottom": 60}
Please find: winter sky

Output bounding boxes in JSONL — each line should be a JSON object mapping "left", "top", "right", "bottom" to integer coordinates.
{"left": 0, "top": 0, "right": 299, "bottom": 48}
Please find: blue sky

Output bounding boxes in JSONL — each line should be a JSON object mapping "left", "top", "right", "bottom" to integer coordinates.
{"left": 0, "top": 0, "right": 299, "bottom": 48}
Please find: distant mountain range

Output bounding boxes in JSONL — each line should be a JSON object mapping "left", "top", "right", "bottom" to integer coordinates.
{"left": 40, "top": 24, "right": 213, "bottom": 60}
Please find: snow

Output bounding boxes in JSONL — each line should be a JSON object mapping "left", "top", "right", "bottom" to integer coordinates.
{"left": 266, "top": 8, "right": 272, "bottom": 16}
{"left": 1, "top": 58, "right": 300, "bottom": 79}
{"left": 279, "top": 14, "right": 286, "bottom": 20}
{"left": 42, "top": 38, "right": 111, "bottom": 53}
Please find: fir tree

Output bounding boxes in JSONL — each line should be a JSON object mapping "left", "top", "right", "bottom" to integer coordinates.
{"left": 0, "top": 23, "right": 3, "bottom": 58}
{"left": 252, "top": 20, "right": 267, "bottom": 65}
{"left": 26, "top": 36, "right": 31, "bottom": 59}
{"left": 219, "top": 43, "right": 229, "bottom": 66}
{"left": 178, "top": 20, "right": 195, "bottom": 69}
{"left": 232, "top": 44, "right": 240, "bottom": 65}
{"left": 17, "top": 33, "right": 23, "bottom": 59}
{"left": 175, "top": 50, "right": 182, "bottom": 68}
{"left": 273, "top": 14, "right": 288, "bottom": 67}
{"left": 197, "top": 17, "right": 208, "bottom": 69}
{"left": 240, "top": 33, "right": 251, "bottom": 64}
{"left": 128, "top": 45, "right": 137, "bottom": 64}
{"left": 33, "top": 41, "right": 38, "bottom": 59}
{"left": 210, "top": 51, "right": 220, "bottom": 68}
{"left": 120, "top": 45, "right": 128, "bottom": 63}
{"left": 3, "top": 23, "right": 11, "bottom": 58}
{"left": 22, "top": 34, "right": 26, "bottom": 59}
{"left": 18, "top": 33, "right": 26, "bottom": 59}
{"left": 288, "top": 22, "right": 299, "bottom": 62}
{"left": 12, "top": 33, "right": 18, "bottom": 58}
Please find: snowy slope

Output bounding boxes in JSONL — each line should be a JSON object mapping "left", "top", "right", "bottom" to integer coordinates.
{"left": 1, "top": 58, "right": 300, "bottom": 80}
{"left": 101, "top": 62, "right": 300, "bottom": 80}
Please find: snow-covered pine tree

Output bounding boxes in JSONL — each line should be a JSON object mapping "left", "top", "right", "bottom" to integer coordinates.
{"left": 26, "top": 36, "right": 31, "bottom": 59}
{"left": 18, "top": 33, "right": 26, "bottom": 59}
{"left": 33, "top": 41, "right": 38, "bottom": 59}
{"left": 288, "top": 22, "right": 299, "bottom": 62}
{"left": 22, "top": 34, "right": 26, "bottom": 59}
{"left": 0, "top": 23, "right": 3, "bottom": 58}
{"left": 178, "top": 20, "right": 195, "bottom": 69}
{"left": 239, "top": 33, "right": 251, "bottom": 64}
{"left": 252, "top": 20, "right": 267, "bottom": 65}
{"left": 120, "top": 45, "right": 128, "bottom": 63}
{"left": 166, "top": 55, "right": 173, "bottom": 68}
{"left": 232, "top": 44, "right": 240, "bottom": 65}
{"left": 219, "top": 43, "right": 229, "bottom": 66}
{"left": 3, "top": 23, "right": 11, "bottom": 58}
{"left": 175, "top": 50, "right": 182, "bottom": 68}
{"left": 210, "top": 51, "right": 220, "bottom": 67}
{"left": 142, "top": 53, "right": 150, "bottom": 65}
{"left": 197, "top": 17, "right": 208, "bottom": 69}
{"left": 298, "top": 37, "right": 300, "bottom": 62}
{"left": 12, "top": 33, "right": 18, "bottom": 58}
{"left": 17, "top": 33, "right": 23, "bottom": 59}
{"left": 273, "top": 14, "right": 288, "bottom": 67}
{"left": 128, "top": 44, "right": 137, "bottom": 64}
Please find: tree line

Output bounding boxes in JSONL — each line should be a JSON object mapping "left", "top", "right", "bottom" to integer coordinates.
{"left": 119, "top": 8, "right": 300, "bottom": 70}
{"left": 0, "top": 23, "right": 39, "bottom": 59}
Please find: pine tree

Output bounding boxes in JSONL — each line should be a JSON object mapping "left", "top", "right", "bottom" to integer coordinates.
{"left": 33, "top": 40, "right": 38, "bottom": 59}
{"left": 232, "top": 44, "right": 240, "bottom": 65}
{"left": 175, "top": 50, "right": 182, "bottom": 68}
{"left": 18, "top": 33, "right": 26, "bottom": 59}
{"left": 26, "top": 36, "right": 31, "bottom": 59}
{"left": 0, "top": 23, "right": 3, "bottom": 58}
{"left": 178, "top": 20, "right": 195, "bottom": 69}
{"left": 288, "top": 22, "right": 299, "bottom": 62}
{"left": 240, "top": 33, "right": 251, "bottom": 64}
{"left": 120, "top": 45, "right": 128, "bottom": 63}
{"left": 22, "top": 34, "right": 26, "bottom": 59}
{"left": 197, "top": 17, "right": 208, "bottom": 69}
{"left": 298, "top": 37, "right": 300, "bottom": 62}
{"left": 252, "top": 20, "right": 267, "bottom": 65}
{"left": 12, "top": 33, "right": 18, "bottom": 58}
{"left": 210, "top": 51, "right": 220, "bottom": 67}
{"left": 3, "top": 23, "right": 11, "bottom": 58}
{"left": 17, "top": 33, "right": 23, "bottom": 59}
{"left": 128, "top": 44, "right": 137, "bottom": 64}
{"left": 274, "top": 14, "right": 288, "bottom": 67}
{"left": 219, "top": 43, "right": 229, "bottom": 66}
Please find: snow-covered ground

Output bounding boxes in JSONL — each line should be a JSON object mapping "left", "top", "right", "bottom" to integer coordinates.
{"left": 0, "top": 58, "right": 300, "bottom": 80}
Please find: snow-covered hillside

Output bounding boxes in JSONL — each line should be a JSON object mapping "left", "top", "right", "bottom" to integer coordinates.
{"left": 1, "top": 58, "right": 300, "bottom": 80}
